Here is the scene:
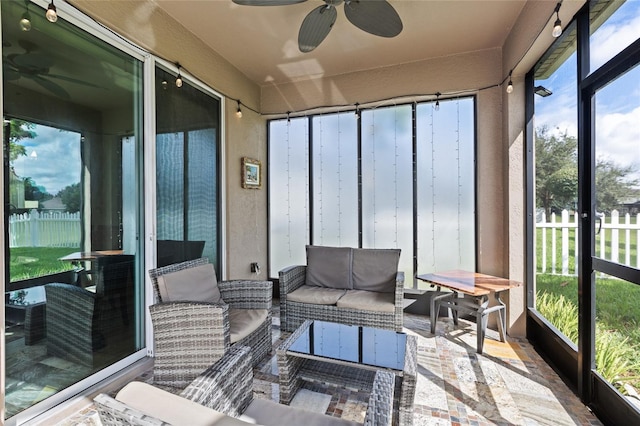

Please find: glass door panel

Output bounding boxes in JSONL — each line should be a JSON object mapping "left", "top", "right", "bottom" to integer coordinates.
{"left": 2, "top": 0, "right": 144, "bottom": 418}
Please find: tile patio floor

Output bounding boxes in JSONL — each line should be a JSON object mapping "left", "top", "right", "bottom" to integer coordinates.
{"left": 54, "top": 305, "right": 603, "bottom": 426}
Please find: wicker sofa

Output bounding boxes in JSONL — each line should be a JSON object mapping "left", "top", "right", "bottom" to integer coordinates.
{"left": 279, "top": 246, "right": 404, "bottom": 333}
{"left": 95, "top": 345, "right": 395, "bottom": 426}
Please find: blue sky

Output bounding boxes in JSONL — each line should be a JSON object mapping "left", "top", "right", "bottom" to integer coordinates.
{"left": 12, "top": 124, "right": 81, "bottom": 195}
{"left": 535, "top": 0, "right": 640, "bottom": 181}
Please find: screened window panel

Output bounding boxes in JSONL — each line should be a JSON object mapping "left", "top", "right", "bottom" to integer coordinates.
{"left": 416, "top": 99, "right": 476, "bottom": 277}
{"left": 269, "top": 118, "right": 310, "bottom": 274}
{"left": 268, "top": 100, "right": 476, "bottom": 285}
{"left": 156, "top": 132, "right": 185, "bottom": 240}
{"left": 155, "top": 66, "right": 220, "bottom": 270}
{"left": 311, "top": 113, "right": 358, "bottom": 247}
{"left": 188, "top": 129, "right": 218, "bottom": 261}
{"left": 361, "top": 106, "right": 414, "bottom": 279}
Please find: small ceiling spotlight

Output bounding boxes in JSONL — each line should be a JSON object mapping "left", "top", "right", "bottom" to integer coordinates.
{"left": 46, "top": 0, "right": 58, "bottom": 23}
{"left": 534, "top": 86, "right": 553, "bottom": 97}
{"left": 236, "top": 100, "right": 243, "bottom": 118}
{"left": 506, "top": 70, "right": 514, "bottom": 94}
{"left": 552, "top": 2, "right": 562, "bottom": 38}
{"left": 175, "top": 63, "right": 183, "bottom": 88}
{"left": 434, "top": 92, "right": 441, "bottom": 111}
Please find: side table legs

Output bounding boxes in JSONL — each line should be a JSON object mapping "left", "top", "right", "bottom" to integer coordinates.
{"left": 431, "top": 291, "right": 508, "bottom": 354}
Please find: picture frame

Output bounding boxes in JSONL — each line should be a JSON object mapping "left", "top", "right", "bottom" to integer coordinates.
{"left": 242, "top": 157, "right": 262, "bottom": 189}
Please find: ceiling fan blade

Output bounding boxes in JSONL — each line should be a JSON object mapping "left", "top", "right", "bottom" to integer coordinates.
{"left": 344, "top": 0, "right": 403, "bottom": 38}
{"left": 232, "top": 0, "right": 307, "bottom": 5}
{"left": 28, "top": 75, "right": 71, "bottom": 100}
{"left": 13, "top": 52, "right": 54, "bottom": 70}
{"left": 298, "top": 4, "right": 337, "bottom": 53}
{"left": 46, "top": 73, "right": 102, "bottom": 88}
{"left": 3, "top": 65, "right": 21, "bottom": 81}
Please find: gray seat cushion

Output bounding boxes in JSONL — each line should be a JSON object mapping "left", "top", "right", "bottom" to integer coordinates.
{"left": 336, "top": 290, "right": 395, "bottom": 312}
{"left": 305, "top": 245, "right": 353, "bottom": 289}
{"left": 228, "top": 308, "right": 269, "bottom": 343}
{"left": 287, "top": 285, "right": 347, "bottom": 305}
{"left": 351, "top": 248, "right": 400, "bottom": 292}
{"left": 156, "top": 262, "right": 223, "bottom": 303}
{"left": 242, "top": 398, "right": 360, "bottom": 426}
{"left": 116, "top": 381, "right": 250, "bottom": 425}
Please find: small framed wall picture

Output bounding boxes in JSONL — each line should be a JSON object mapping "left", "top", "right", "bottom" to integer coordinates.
{"left": 242, "top": 157, "right": 261, "bottom": 189}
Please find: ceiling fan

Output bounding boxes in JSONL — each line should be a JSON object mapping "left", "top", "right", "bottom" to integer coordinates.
{"left": 232, "top": 0, "right": 403, "bottom": 53}
{"left": 3, "top": 39, "right": 99, "bottom": 99}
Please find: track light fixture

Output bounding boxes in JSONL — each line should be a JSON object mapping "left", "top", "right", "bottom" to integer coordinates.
{"left": 552, "top": 2, "right": 562, "bottom": 38}
{"left": 175, "top": 63, "right": 183, "bottom": 88}
{"left": 46, "top": 0, "right": 58, "bottom": 23}
{"left": 434, "top": 92, "right": 441, "bottom": 111}
{"left": 236, "top": 100, "right": 243, "bottom": 118}
{"left": 20, "top": 2, "right": 31, "bottom": 31}
{"left": 506, "top": 70, "right": 514, "bottom": 94}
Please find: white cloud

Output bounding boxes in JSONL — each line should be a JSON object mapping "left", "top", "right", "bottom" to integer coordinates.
{"left": 12, "top": 125, "right": 81, "bottom": 195}
{"left": 595, "top": 106, "right": 640, "bottom": 175}
{"left": 591, "top": 7, "right": 640, "bottom": 70}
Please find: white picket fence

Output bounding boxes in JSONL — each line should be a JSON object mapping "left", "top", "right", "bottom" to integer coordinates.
{"left": 9, "top": 210, "right": 80, "bottom": 248}
{"left": 537, "top": 209, "right": 640, "bottom": 275}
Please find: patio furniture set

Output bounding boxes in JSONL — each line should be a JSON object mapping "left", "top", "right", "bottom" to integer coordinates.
{"left": 95, "top": 246, "right": 417, "bottom": 425}
{"left": 89, "top": 244, "right": 520, "bottom": 425}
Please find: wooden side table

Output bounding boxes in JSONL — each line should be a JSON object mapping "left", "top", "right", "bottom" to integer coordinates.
{"left": 417, "top": 270, "right": 521, "bottom": 354}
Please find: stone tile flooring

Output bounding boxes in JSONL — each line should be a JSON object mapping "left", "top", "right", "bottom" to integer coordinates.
{"left": 55, "top": 310, "right": 603, "bottom": 425}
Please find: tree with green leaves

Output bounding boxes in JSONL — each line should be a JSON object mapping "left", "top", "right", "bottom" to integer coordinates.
{"left": 536, "top": 125, "right": 640, "bottom": 216}
{"left": 8, "top": 119, "right": 36, "bottom": 163}
{"left": 23, "top": 177, "right": 52, "bottom": 204}
{"left": 57, "top": 182, "right": 81, "bottom": 213}
{"left": 596, "top": 159, "right": 640, "bottom": 213}
{"left": 535, "top": 126, "right": 577, "bottom": 217}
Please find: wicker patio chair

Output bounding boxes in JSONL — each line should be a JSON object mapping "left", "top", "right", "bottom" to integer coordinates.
{"left": 45, "top": 283, "right": 103, "bottom": 368}
{"left": 148, "top": 258, "right": 272, "bottom": 380}
{"left": 95, "top": 345, "right": 395, "bottom": 426}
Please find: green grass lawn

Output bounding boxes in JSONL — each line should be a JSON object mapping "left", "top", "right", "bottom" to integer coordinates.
{"left": 9, "top": 247, "right": 79, "bottom": 282}
{"left": 537, "top": 273, "right": 640, "bottom": 391}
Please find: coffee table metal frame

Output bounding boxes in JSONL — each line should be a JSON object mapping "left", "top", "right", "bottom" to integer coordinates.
{"left": 276, "top": 319, "right": 417, "bottom": 425}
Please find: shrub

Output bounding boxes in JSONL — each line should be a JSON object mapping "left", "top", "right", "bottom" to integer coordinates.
{"left": 537, "top": 290, "right": 640, "bottom": 395}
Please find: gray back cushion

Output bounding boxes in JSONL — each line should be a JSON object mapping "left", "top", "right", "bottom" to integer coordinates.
{"left": 156, "top": 262, "right": 222, "bottom": 303}
{"left": 305, "top": 245, "right": 353, "bottom": 289}
{"left": 352, "top": 248, "right": 400, "bottom": 292}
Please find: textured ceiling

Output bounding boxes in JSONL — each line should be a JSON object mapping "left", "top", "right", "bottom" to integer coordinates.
{"left": 155, "top": 0, "right": 528, "bottom": 86}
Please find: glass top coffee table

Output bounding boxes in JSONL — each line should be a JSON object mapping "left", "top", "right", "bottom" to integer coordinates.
{"left": 276, "top": 319, "right": 417, "bottom": 425}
